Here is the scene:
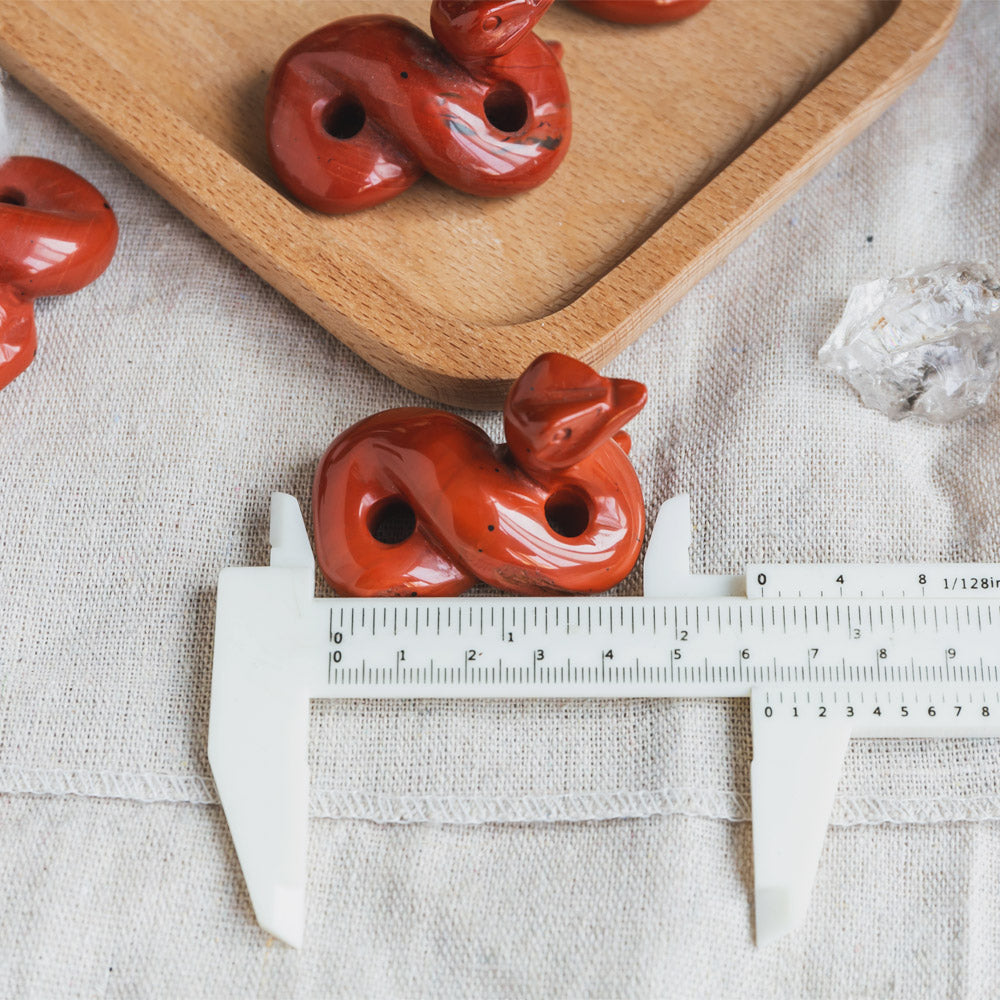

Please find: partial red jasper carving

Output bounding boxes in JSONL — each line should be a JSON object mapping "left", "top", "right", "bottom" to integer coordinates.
{"left": 0, "top": 156, "right": 118, "bottom": 390}
{"left": 314, "top": 353, "right": 647, "bottom": 596}
{"left": 266, "top": 0, "right": 570, "bottom": 213}
{"left": 570, "top": 0, "right": 709, "bottom": 23}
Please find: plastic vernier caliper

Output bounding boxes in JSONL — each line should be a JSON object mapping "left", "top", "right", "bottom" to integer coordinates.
{"left": 210, "top": 493, "right": 1000, "bottom": 947}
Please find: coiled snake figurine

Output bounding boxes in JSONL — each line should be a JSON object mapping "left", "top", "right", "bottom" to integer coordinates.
{"left": 314, "top": 353, "right": 647, "bottom": 596}
{"left": 0, "top": 156, "right": 118, "bottom": 390}
{"left": 266, "top": 0, "right": 570, "bottom": 213}
{"left": 570, "top": 0, "right": 709, "bottom": 23}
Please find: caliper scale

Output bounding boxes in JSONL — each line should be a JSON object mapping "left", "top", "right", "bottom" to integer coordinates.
{"left": 209, "top": 493, "right": 1000, "bottom": 947}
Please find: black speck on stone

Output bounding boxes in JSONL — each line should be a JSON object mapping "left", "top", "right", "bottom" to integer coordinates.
{"left": 401, "top": 71, "right": 408, "bottom": 78}
{"left": 488, "top": 524, "right": 495, "bottom": 531}
{"left": 866, "top": 235, "right": 874, "bottom": 243}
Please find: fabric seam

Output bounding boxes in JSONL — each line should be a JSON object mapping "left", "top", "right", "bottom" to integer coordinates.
{"left": 3, "top": 765, "right": 1000, "bottom": 828}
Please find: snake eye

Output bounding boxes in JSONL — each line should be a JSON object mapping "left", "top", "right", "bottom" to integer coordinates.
{"left": 0, "top": 189, "right": 26, "bottom": 206}
{"left": 482, "top": 14, "right": 501, "bottom": 30}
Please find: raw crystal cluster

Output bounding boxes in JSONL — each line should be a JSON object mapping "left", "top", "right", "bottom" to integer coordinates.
{"left": 819, "top": 261, "right": 1000, "bottom": 423}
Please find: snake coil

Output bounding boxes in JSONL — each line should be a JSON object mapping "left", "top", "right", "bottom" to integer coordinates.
{"left": 266, "top": 0, "right": 570, "bottom": 212}
{"left": 314, "top": 353, "right": 647, "bottom": 596}
{"left": 0, "top": 156, "right": 118, "bottom": 390}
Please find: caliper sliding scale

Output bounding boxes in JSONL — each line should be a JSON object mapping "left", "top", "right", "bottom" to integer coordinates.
{"left": 209, "top": 493, "right": 1000, "bottom": 948}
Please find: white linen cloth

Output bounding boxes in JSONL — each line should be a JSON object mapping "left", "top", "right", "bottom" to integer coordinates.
{"left": 2, "top": 3, "right": 1000, "bottom": 995}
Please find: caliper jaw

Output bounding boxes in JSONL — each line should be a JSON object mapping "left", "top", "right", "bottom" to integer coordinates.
{"left": 208, "top": 494, "right": 315, "bottom": 947}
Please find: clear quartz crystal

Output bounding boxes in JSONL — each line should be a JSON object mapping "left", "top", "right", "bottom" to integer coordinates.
{"left": 819, "top": 261, "right": 1000, "bottom": 423}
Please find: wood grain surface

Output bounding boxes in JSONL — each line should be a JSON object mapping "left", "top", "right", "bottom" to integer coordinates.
{"left": 0, "top": 0, "right": 959, "bottom": 406}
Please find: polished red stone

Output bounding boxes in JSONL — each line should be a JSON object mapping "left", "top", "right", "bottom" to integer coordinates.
{"left": 266, "top": 0, "right": 570, "bottom": 213}
{"left": 0, "top": 156, "right": 118, "bottom": 390}
{"left": 314, "top": 353, "right": 647, "bottom": 597}
{"left": 570, "top": 0, "right": 709, "bottom": 23}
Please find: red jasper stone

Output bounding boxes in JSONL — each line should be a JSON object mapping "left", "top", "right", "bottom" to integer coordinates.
{"left": 313, "top": 353, "right": 647, "bottom": 597}
{"left": 570, "top": 0, "right": 710, "bottom": 23}
{"left": 266, "top": 0, "right": 571, "bottom": 213}
{"left": 0, "top": 156, "right": 118, "bottom": 390}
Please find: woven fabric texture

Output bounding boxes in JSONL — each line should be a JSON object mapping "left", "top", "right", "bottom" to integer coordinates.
{"left": 2, "top": 2, "right": 1000, "bottom": 996}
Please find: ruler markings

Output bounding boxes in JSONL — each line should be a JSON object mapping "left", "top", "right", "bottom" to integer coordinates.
{"left": 318, "top": 597, "right": 1000, "bottom": 702}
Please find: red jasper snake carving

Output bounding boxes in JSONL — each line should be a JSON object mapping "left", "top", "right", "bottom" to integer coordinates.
{"left": 313, "top": 353, "right": 647, "bottom": 597}
{"left": 266, "top": 0, "right": 570, "bottom": 213}
{"left": 569, "top": 0, "right": 710, "bottom": 24}
{"left": 0, "top": 156, "right": 118, "bottom": 390}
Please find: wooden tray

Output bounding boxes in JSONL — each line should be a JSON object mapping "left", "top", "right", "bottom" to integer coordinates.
{"left": 0, "top": 0, "right": 959, "bottom": 407}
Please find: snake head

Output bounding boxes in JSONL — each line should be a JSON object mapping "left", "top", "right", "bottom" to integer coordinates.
{"left": 503, "top": 353, "right": 647, "bottom": 474}
{"left": 431, "top": 0, "right": 554, "bottom": 62}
